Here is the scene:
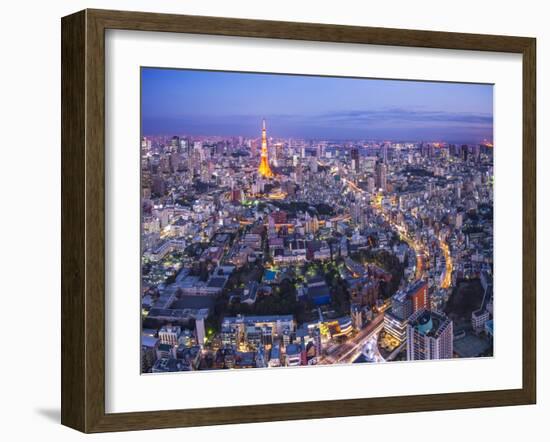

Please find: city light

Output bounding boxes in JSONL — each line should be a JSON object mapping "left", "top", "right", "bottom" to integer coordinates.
{"left": 140, "top": 70, "right": 494, "bottom": 374}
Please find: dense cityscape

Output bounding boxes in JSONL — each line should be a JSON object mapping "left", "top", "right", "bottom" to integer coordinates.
{"left": 139, "top": 69, "right": 493, "bottom": 373}
{"left": 140, "top": 115, "right": 494, "bottom": 373}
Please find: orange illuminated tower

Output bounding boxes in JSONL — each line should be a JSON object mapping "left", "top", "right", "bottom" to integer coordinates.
{"left": 258, "top": 119, "right": 274, "bottom": 178}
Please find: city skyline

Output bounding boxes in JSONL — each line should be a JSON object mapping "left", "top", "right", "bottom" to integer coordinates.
{"left": 140, "top": 69, "right": 493, "bottom": 374}
{"left": 142, "top": 68, "right": 493, "bottom": 143}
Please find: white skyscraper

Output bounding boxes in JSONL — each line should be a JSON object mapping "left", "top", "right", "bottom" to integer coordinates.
{"left": 406, "top": 309, "right": 453, "bottom": 360}
{"left": 195, "top": 317, "right": 206, "bottom": 347}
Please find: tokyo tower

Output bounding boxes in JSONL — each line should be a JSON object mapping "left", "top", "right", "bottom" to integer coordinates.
{"left": 257, "top": 119, "right": 274, "bottom": 178}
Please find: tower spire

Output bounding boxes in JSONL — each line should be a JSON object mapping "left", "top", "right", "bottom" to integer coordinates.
{"left": 258, "top": 118, "right": 274, "bottom": 178}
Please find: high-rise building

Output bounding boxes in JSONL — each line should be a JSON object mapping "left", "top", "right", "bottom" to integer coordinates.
{"left": 351, "top": 148, "right": 360, "bottom": 172}
{"left": 385, "top": 280, "right": 429, "bottom": 343}
{"left": 274, "top": 143, "right": 284, "bottom": 166}
{"left": 473, "top": 144, "right": 481, "bottom": 163}
{"left": 461, "top": 144, "right": 469, "bottom": 162}
{"left": 391, "top": 280, "right": 429, "bottom": 320}
{"left": 179, "top": 138, "right": 189, "bottom": 155}
{"left": 249, "top": 139, "right": 258, "bottom": 158}
{"left": 258, "top": 119, "right": 274, "bottom": 178}
{"left": 366, "top": 176, "right": 375, "bottom": 193}
{"left": 383, "top": 313, "right": 408, "bottom": 342}
{"left": 375, "top": 161, "right": 387, "bottom": 192}
{"left": 450, "top": 144, "right": 459, "bottom": 157}
{"left": 381, "top": 143, "right": 388, "bottom": 163}
{"left": 170, "top": 135, "right": 180, "bottom": 151}
{"left": 317, "top": 143, "right": 325, "bottom": 159}
{"left": 195, "top": 317, "right": 206, "bottom": 347}
{"left": 419, "top": 141, "right": 428, "bottom": 157}
{"left": 406, "top": 309, "right": 453, "bottom": 360}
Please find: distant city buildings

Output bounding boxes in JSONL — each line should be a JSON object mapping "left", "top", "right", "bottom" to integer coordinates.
{"left": 140, "top": 117, "right": 494, "bottom": 373}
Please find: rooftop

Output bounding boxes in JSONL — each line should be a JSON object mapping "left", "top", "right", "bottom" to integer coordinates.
{"left": 410, "top": 309, "right": 450, "bottom": 338}
{"left": 206, "top": 277, "right": 228, "bottom": 288}
{"left": 285, "top": 343, "right": 302, "bottom": 356}
{"left": 141, "top": 335, "right": 159, "bottom": 348}
{"left": 223, "top": 314, "right": 294, "bottom": 324}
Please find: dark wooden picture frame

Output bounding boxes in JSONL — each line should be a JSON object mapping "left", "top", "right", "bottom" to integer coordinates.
{"left": 61, "top": 8, "right": 536, "bottom": 433}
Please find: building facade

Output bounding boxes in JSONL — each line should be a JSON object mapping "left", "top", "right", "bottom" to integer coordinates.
{"left": 406, "top": 309, "right": 453, "bottom": 360}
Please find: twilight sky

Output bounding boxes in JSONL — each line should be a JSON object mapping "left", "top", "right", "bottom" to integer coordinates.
{"left": 141, "top": 67, "right": 493, "bottom": 143}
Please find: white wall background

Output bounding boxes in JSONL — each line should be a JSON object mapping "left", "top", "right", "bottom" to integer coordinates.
{"left": 0, "top": 0, "right": 546, "bottom": 440}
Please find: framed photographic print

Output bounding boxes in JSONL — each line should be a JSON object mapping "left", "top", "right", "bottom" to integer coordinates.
{"left": 61, "top": 9, "right": 536, "bottom": 433}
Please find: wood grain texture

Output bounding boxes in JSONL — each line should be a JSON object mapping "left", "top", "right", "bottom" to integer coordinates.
{"left": 61, "top": 8, "right": 537, "bottom": 433}
{"left": 522, "top": 38, "right": 536, "bottom": 403}
{"left": 61, "top": 10, "right": 86, "bottom": 431}
{"left": 88, "top": 8, "right": 533, "bottom": 52}
{"left": 84, "top": 9, "right": 107, "bottom": 433}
